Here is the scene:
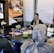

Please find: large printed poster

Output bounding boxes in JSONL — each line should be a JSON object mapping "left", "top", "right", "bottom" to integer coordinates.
{"left": 8, "top": 0, "right": 23, "bottom": 25}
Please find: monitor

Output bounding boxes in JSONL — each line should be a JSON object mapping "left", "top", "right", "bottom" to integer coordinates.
{"left": 0, "top": 2, "right": 4, "bottom": 19}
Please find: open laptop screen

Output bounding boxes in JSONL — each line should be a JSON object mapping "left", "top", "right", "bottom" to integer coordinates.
{"left": 47, "top": 28, "right": 54, "bottom": 37}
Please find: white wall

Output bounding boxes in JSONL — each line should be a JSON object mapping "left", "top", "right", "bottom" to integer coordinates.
{"left": 36, "top": 0, "right": 54, "bottom": 24}
{"left": 23, "top": 0, "right": 34, "bottom": 22}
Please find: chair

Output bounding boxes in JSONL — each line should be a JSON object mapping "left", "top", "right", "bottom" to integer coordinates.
{"left": 11, "top": 40, "right": 22, "bottom": 53}
{"left": 0, "top": 50, "right": 3, "bottom": 53}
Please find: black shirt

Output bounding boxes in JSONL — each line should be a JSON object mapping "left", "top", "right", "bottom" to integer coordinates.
{"left": 50, "top": 24, "right": 54, "bottom": 28}
{"left": 31, "top": 19, "right": 43, "bottom": 25}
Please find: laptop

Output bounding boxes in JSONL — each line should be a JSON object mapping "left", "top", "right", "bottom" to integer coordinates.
{"left": 47, "top": 28, "right": 54, "bottom": 37}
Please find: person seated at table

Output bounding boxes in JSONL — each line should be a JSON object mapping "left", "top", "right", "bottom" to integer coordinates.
{"left": 31, "top": 24, "right": 54, "bottom": 53}
{"left": 50, "top": 19, "right": 54, "bottom": 28}
{"left": 31, "top": 13, "right": 43, "bottom": 28}
{"left": 21, "top": 24, "right": 54, "bottom": 53}
{"left": 32, "top": 24, "right": 47, "bottom": 42}
{"left": 0, "top": 38, "right": 16, "bottom": 53}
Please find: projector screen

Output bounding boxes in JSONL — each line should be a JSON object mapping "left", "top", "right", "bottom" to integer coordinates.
{"left": 36, "top": 0, "right": 54, "bottom": 24}
{"left": 0, "top": 3, "right": 4, "bottom": 19}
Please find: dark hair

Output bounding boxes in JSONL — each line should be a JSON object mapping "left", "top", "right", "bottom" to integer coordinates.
{"left": 35, "top": 13, "right": 39, "bottom": 16}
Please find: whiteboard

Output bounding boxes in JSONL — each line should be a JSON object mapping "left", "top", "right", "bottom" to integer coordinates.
{"left": 37, "top": 0, "right": 54, "bottom": 24}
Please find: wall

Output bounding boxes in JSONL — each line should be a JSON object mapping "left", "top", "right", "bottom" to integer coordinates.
{"left": 23, "top": 0, "right": 35, "bottom": 22}
{"left": 36, "top": 0, "right": 54, "bottom": 24}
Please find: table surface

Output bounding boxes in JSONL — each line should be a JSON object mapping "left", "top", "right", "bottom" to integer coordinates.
{"left": 9, "top": 28, "right": 32, "bottom": 43}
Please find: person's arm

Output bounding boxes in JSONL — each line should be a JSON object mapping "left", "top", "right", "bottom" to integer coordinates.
{"left": 32, "top": 27, "right": 38, "bottom": 41}
{"left": 31, "top": 20, "right": 34, "bottom": 25}
{"left": 30, "top": 20, "right": 35, "bottom": 29}
{"left": 39, "top": 19, "right": 44, "bottom": 24}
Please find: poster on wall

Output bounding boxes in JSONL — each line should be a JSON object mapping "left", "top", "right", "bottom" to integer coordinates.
{"left": 8, "top": 0, "right": 23, "bottom": 25}
{"left": 0, "top": 3, "right": 4, "bottom": 19}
